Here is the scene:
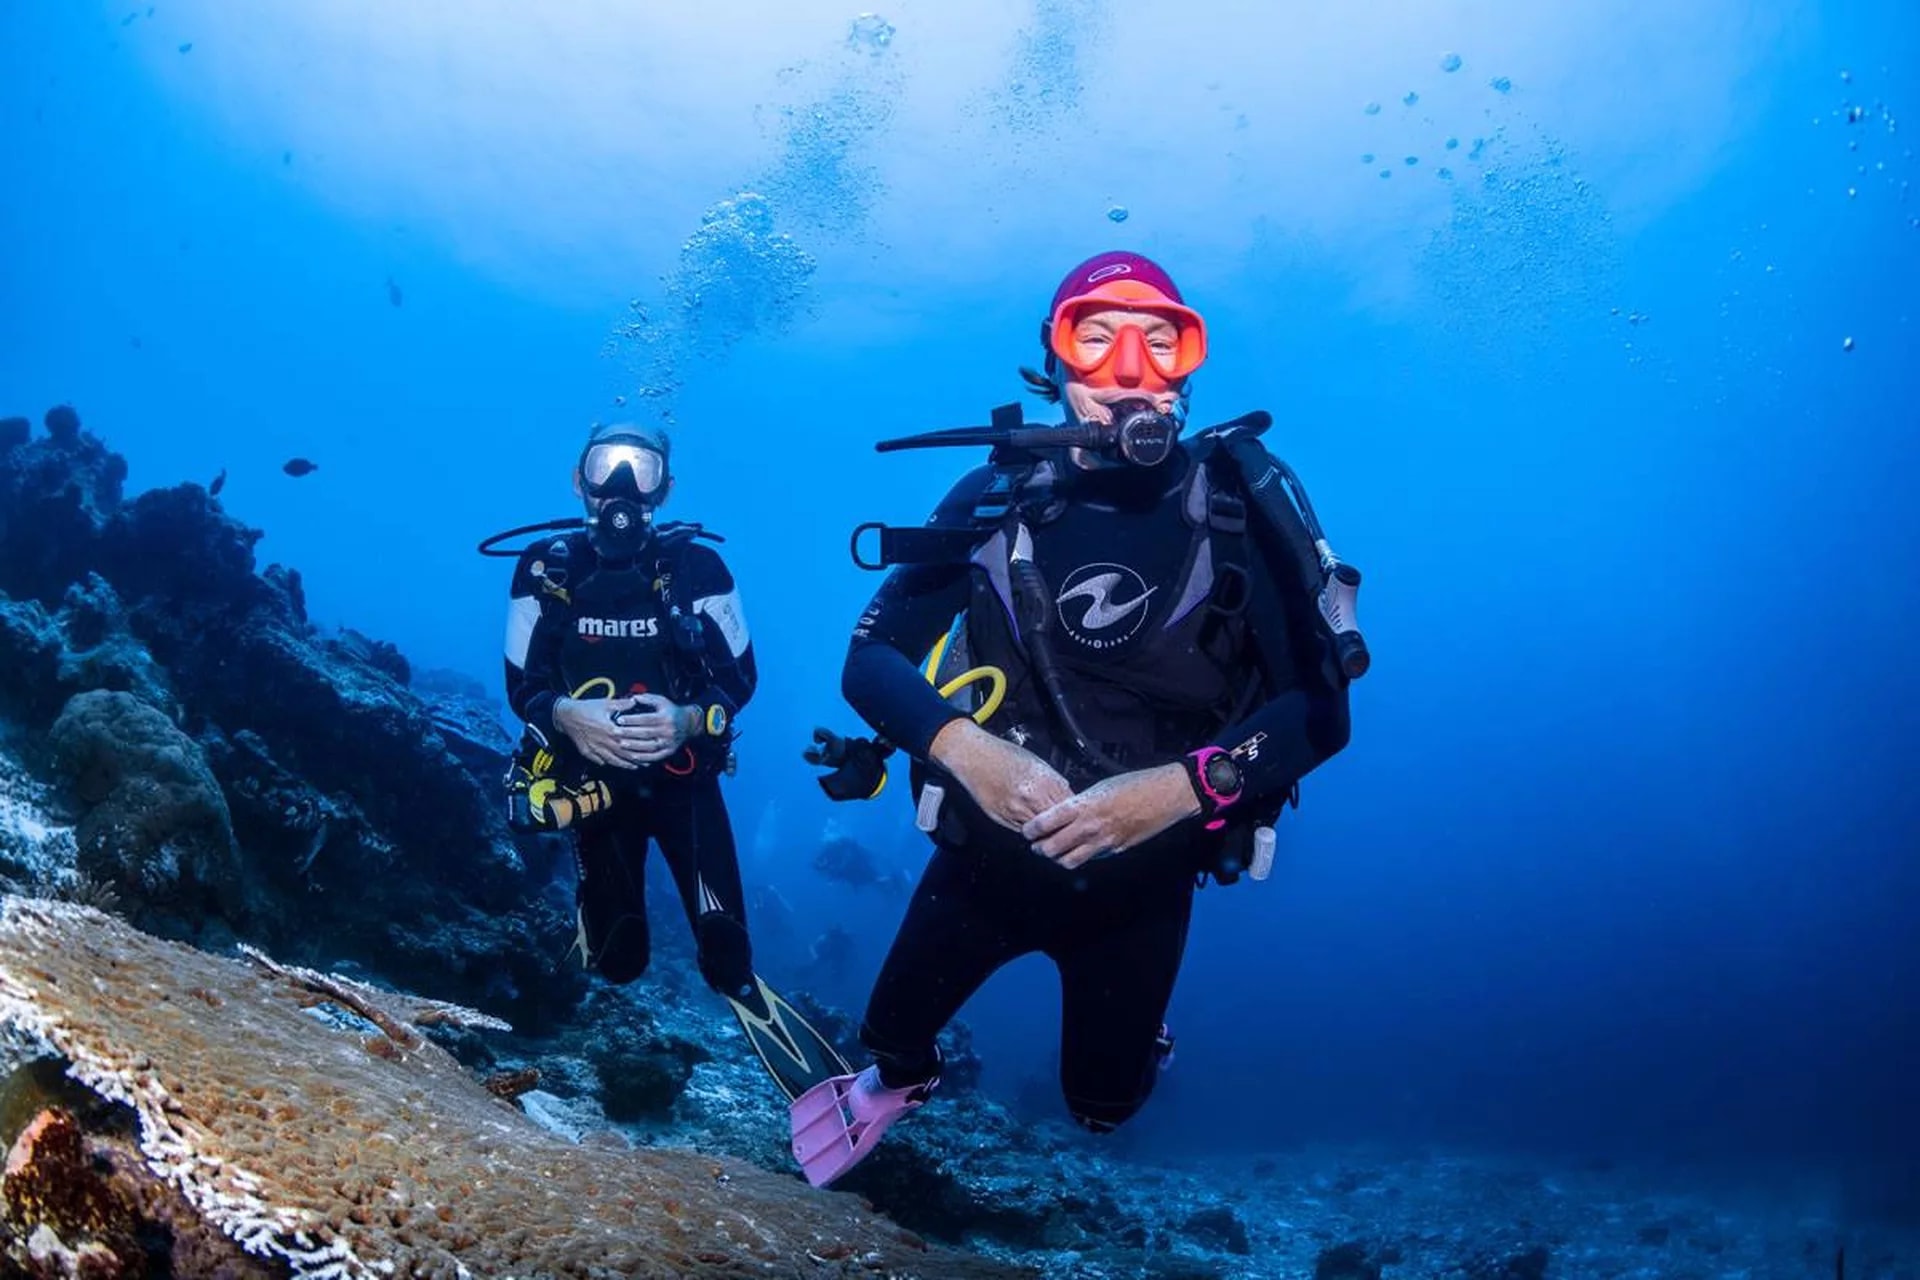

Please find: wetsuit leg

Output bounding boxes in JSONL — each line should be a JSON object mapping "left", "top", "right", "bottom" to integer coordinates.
{"left": 572, "top": 807, "right": 655, "bottom": 984}
{"left": 1049, "top": 872, "right": 1196, "bottom": 1132}
{"left": 650, "top": 776, "right": 756, "bottom": 1003}
{"left": 860, "top": 845, "right": 1033, "bottom": 1089}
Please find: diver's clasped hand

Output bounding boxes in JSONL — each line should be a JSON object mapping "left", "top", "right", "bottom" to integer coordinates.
{"left": 1021, "top": 764, "right": 1202, "bottom": 870}
{"left": 555, "top": 693, "right": 692, "bottom": 769}
{"left": 554, "top": 695, "right": 649, "bottom": 769}
{"left": 931, "top": 720, "right": 1200, "bottom": 861}
{"left": 930, "top": 718, "right": 1073, "bottom": 832}
{"left": 614, "top": 693, "right": 697, "bottom": 765}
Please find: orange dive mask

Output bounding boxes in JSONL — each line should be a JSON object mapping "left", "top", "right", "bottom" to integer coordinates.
{"left": 1049, "top": 281, "right": 1208, "bottom": 391}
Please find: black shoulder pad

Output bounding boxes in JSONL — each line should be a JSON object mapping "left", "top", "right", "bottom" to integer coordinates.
{"left": 510, "top": 532, "right": 583, "bottom": 596}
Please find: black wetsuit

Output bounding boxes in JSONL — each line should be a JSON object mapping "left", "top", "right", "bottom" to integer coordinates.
{"left": 504, "top": 529, "right": 759, "bottom": 999}
{"left": 842, "top": 445, "right": 1351, "bottom": 1130}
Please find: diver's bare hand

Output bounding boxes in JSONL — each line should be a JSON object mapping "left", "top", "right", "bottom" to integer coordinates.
{"left": 1022, "top": 764, "right": 1202, "bottom": 869}
{"left": 553, "top": 696, "right": 650, "bottom": 769}
{"left": 617, "top": 693, "right": 696, "bottom": 764}
{"left": 929, "top": 718, "right": 1072, "bottom": 831}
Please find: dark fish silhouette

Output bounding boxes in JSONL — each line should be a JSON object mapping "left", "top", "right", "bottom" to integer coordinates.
{"left": 178, "top": 41, "right": 192, "bottom": 53}
{"left": 209, "top": 468, "right": 226, "bottom": 496}
{"left": 282, "top": 150, "right": 292, "bottom": 166}
{"left": 282, "top": 458, "right": 318, "bottom": 477}
{"left": 386, "top": 277, "right": 403, "bottom": 308}
{"left": 812, "top": 836, "right": 911, "bottom": 896}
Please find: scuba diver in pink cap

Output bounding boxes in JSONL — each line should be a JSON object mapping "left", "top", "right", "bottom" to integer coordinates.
{"left": 792, "top": 251, "right": 1369, "bottom": 1186}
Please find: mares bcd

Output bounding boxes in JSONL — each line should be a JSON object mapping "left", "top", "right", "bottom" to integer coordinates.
{"left": 485, "top": 517, "right": 739, "bottom": 831}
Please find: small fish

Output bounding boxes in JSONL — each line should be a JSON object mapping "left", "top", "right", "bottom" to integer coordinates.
{"left": 121, "top": 12, "right": 136, "bottom": 26}
{"left": 385, "top": 276, "right": 403, "bottom": 308}
{"left": 178, "top": 41, "right": 192, "bottom": 53}
{"left": 283, "top": 458, "right": 318, "bottom": 477}
{"left": 282, "top": 150, "right": 292, "bottom": 166}
{"left": 129, "top": 336, "right": 142, "bottom": 348}
{"left": 209, "top": 468, "right": 226, "bottom": 496}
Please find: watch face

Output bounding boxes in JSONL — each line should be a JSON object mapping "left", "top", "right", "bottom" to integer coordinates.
{"left": 1204, "top": 753, "right": 1241, "bottom": 795}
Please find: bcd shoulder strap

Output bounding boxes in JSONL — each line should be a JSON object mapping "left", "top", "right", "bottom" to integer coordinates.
{"left": 1198, "top": 422, "right": 1362, "bottom": 692}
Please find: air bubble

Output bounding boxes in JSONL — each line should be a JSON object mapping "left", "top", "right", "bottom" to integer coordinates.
{"left": 1107, "top": 205, "right": 1129, "bottom": 223}
{"left": 847, "top": 13, "right": 895, "bottom": 53}
{"left": 1441, "top": 53, "right": 1463, "bottom": 73}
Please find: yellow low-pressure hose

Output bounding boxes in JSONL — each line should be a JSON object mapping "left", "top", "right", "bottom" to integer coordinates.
{"left": 938, "top": 666, "right": 1006, "bottom": 724}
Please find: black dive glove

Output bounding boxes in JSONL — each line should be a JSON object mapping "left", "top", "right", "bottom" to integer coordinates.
{"left": 803, "top": 727, "right": 893, "bottom": 802}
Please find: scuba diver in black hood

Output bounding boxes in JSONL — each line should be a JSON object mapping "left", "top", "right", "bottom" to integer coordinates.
{"left": 494, "top": 421, "right": 848, "bottom": 1104}
{"left": 790, "top": 252, "right": 1365, "bottom": 1187}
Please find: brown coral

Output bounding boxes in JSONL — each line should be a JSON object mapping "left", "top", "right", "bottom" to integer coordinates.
{"left": 482, "top": 1068, "right": 540, "bottom": 1101}
{"left": 0, "top": 1100, "right": 279, "bottom": 1279}
{"left": 4, "top": 1107, "right": 139, "bottom": 1259}
{"left": 0, "top": 897, "right": 1030, "bottom": 1279}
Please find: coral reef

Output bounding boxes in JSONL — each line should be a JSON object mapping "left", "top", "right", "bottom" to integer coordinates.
{"left": 0, "top": 742, "right": 79, "bottom": 896}
{"left": 0, "top": 897, "right": 1029, "bottom": 1278}
{"left": 0, "top": 406, "right": 578, "bottom": 1031}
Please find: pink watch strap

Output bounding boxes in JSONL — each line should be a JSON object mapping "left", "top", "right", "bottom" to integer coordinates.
{"left": 1187, "top": 746, "right": 1242, "bottom": 831}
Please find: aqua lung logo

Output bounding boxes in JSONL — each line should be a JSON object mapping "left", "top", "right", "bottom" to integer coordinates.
{"left": 578, "top": 617, "right": 659, "bottom": 639}
{"left": 1056, "top": 563, "right": 1156, "bottom": 650}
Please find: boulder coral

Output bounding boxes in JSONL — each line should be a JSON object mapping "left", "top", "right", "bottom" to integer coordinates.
{"left": 46, "top": 689, "right": 246, "bottom": 921}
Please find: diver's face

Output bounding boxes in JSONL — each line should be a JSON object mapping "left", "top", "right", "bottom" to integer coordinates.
{"left": 1060, "top": 307, "right": 1183, "bottom": 426}
{"left": 572, "top": 466, "right": 672, "bottom": 512}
